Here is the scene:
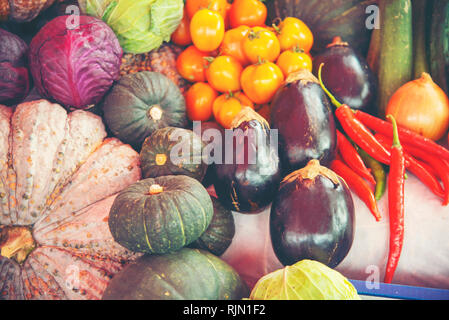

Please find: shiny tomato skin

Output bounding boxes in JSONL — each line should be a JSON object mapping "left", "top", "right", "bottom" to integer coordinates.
{"left": 229, "top": 0, "right": 267, "bottom": 28}
{"left": 186, "top": 82, "right": 218, "bottom": 121}
{"left": 190, "top": 9, "right": 225, "bottom": 52}
{"left": 219, "top": 26, "right": 251, "bottom": 66}
{"left": 206, "top": 55, "right": 243, "bottom": 93}
{"left": 241, "top": 62, "right": 284, "bottom": 104}
{"left": 176, "top": 45, "right": 211, "bottom": 82}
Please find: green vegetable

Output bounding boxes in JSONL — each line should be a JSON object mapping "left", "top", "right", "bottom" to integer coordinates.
{"left": 358, "top": 148, "right": 387, "bottom": 200}
{"left": 108, "top": 175, "right": 213, "bottom": 254}
{"left": 429, "top": 0, "right": 449, "bottom": 95}
{"left": 79, "top": 0, "right": 184, "bottom": 54}
{"left": 412, "top": 0, "right": 430, "bottom": 79}
{"left": 189, "top": 197, "right": 235, "bottom": 256}
{"left": 366, "top": 27, "right": 380, "bottom": 76}
{"left": 102, "top": 248, "right": 249, "bottom": 300}
{"left": 377, "top": 0, "right": 413, "bottom": 117}
{"left": 249, "top": 260, "right": 361, "bottom": 300}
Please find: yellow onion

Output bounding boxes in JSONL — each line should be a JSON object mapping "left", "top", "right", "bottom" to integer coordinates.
{"left": 386, "top": 73, "right": 449, "bottom": 141}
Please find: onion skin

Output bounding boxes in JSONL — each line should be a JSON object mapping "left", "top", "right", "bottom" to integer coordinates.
{"left": 386, "top": 73, "right": 449, "bottom": 141}
{"left": 270, "top": 160, "right": 355, "bottom": 268}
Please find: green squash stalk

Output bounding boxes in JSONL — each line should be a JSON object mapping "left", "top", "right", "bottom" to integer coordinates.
{"left": 377, "top": 0, "right": 413, "bottom": 117}
{"left": 412, "top": 0, "right": 430, "bottom": 79}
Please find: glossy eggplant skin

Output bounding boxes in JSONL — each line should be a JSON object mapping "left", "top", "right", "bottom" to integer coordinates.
{"left": 270, "top": 72, "right": 337, "bottom": 174}
{"left": 270, "top": 162, "right": 355, "bottom": 268}
{"left": 312, "top": 40, "right": 378, "bottom": 113}
{"left": 213, "top": 114, "right": 282, "bottom": 214}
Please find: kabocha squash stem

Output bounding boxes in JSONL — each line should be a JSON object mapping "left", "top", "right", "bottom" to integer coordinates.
{"left": 377, "top": 0, "right": 413, "bottom": 117}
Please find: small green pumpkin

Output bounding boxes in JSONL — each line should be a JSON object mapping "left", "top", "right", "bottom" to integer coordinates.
{"left": 108, "top": 175, "right": 213, "bottom": 254}
{"left": 102, "top": 248, "right": 249, "bottom": 300}
{"left": 140, "top": 127, "right": 208, "bottom": 182}
{"left": 190, "top": 197, "right": 235, "bottom": 256}
{"left": 102, "top": 71, "right": 189, "bottom": 150}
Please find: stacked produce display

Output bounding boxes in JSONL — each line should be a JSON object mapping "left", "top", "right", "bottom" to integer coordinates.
{"left": 1, "top": 0, "right": 449, "bottom": 300}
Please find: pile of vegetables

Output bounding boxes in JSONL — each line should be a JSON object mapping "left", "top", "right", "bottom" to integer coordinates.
{"left": 1, "top": 0, "right": 449, "bottom": 301}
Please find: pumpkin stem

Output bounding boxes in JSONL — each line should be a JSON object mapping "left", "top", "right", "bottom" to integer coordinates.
{"left": 155, "top": 154, "right": 167, "bottom": 166}
{"left": 148, "top": 184, "right": 164, "bottom": 195}
{"left": 0, "top": 226, "right": 36, "bottom": 265}
{"left": 148, "top": 105, "right": 163, "bottom": 121}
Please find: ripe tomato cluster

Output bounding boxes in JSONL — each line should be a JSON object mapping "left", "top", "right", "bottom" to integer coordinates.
{"left": 172, "top": 0, "right": 314, "bottom": 128}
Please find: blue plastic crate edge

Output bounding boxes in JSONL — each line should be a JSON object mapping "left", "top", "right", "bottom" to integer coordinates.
{"left": 349, "top": 279, "right": 449, "bottom": 300}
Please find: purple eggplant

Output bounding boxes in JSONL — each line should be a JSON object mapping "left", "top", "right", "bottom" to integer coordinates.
{"left": 312, "top": 36, "right": 378, "bottom": 113}
{"left": 270, "top": 159, "right": 355, "bottom": 268}
{"left": 213, "top": 107, "right": 281, "bottom": 213}
{"left": 270, "top": 69, "right": 337, "bottom": 174}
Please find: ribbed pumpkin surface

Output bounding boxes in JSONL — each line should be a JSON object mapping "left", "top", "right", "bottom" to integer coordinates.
{"left": 0, "top": 100, "right": 141, "bottom": 300}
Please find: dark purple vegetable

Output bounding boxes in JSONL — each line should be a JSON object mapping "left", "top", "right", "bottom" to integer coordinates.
{"left": 29, "top": 15, "right": 122, "bottom": 110}
{"left": 198, "top": 120, "right": 225, "bottom": 188}
{"left": 213, "top": 107, "right": 282, "bottom": 213}
{"left": 0, "top": 28, "right": 30, "bottom": 105}
{"left": 270, "top": 69, "right": 337, "bottom": 173}
{"left": 312, "top": 37, "right": 378, "bottom": 113}
{"left": 270, "top": 159, "right": 355, "bottom": 267}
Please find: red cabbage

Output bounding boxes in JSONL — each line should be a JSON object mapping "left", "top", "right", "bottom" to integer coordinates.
{"left": 0, "top": 28, "right": 30, "bottom": 106}
{"left": 29, "top": 15, "right": 122, "bottom": 109}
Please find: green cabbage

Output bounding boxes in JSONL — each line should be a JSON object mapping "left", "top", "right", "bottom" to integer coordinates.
{"left": 249, "top": 260, "right": 361, "bottom": 300}
{"left": 78, "top": 0, "right": 184, "bottom": 54}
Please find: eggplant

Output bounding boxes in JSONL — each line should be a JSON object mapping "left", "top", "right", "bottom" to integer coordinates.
{"left": 270, "top": 159, "right": 355, "bottom": 268}
{"left": 312, "top": 37, "right": 378, "bottom": 113}
{"left": 213, "top": 107, "right": 282, "bottom": 213}
{"left": 270, "top": 69, "right": 337, "bottom": 174}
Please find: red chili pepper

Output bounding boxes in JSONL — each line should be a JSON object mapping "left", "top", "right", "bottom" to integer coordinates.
{"left": 330, "top": 159, "right": 381, "bottom": 222}
{"left": 375, "top": 134, "right": 445, "bottom": 200}
{"left": 336, "top": 130, "right": 376, "bottom": 185}
{"left": 354, "top": 110, "right": 449, "bottom": 161}
{"left": 384, "top": 115, "right": 405, "bottom": 284}
{"left": 317, "top": 64, "right": 392, "bottom": 165}
{"left": 399, "top": 143, "right": 449, "bottom": 206}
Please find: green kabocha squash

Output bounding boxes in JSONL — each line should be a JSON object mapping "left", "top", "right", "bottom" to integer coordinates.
{"left": 190, "top": 197, "right": 235, "bottom": 256}
{"left": 140, "top": 127, "right": 208, "bottom": 182}
{"left": 266, "top": 0, "right": 377, "bottom": 55}
{"left": 102, "top": 71, "right": 189, "bottom": 150}
{"left": 102, "top": 248, "right": 249, "bottom": 300}
{"left": 108, "top": 175, "right": 213, "bottom": 254}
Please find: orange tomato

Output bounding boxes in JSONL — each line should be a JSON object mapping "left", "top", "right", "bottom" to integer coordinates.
{"left": 276, "top": 48, "right": 313, "bottom": 77}
{"left": 229, "top": 0, "right": 267, "bottom": 28}
{"left": 190, "top": 9, "right": 225, "bottom": 52}
{"left": 185, "top": 82, "right": 218, "bottom": 121}
{"left": 176, "top": 45, "right": 211, "bottom": 82}
{"left": 186, "top": 0, "right": 228, "bottom": 19}
{"left": 206, "top": 55, "right": 243, "bottom": 92}
{"left": 219, "top": 26, "right": 251, "bottom": 66}
{"left": 275, "top": 17, "right": 314, "bottom": 53}
{"left": 213, "top": 92, "right": 254, "bottom": 128}
{"left": 242, "top": 27, "right": 281, "bottom": 64}
{"left": 241, "top": 61, "right": 284, "bottom": 104}
{"left": 224, "top": 1, "right": 232, "bottom": 30}
{"left": 171, "top": 8, "right": 192, "bottom": 46}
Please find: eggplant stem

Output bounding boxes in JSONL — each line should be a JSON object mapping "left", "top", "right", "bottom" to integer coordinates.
{"left": 317, "top": 63, "right": 342, "bottom": 108}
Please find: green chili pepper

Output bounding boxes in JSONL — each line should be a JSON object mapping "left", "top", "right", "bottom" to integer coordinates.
{"left": 357, "top": 148, "right": 387, "bottom": 200}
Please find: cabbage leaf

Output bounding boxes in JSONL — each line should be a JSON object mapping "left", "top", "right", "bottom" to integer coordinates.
{"left": 249, "top": 260, "right": 361, "bottom": 300}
